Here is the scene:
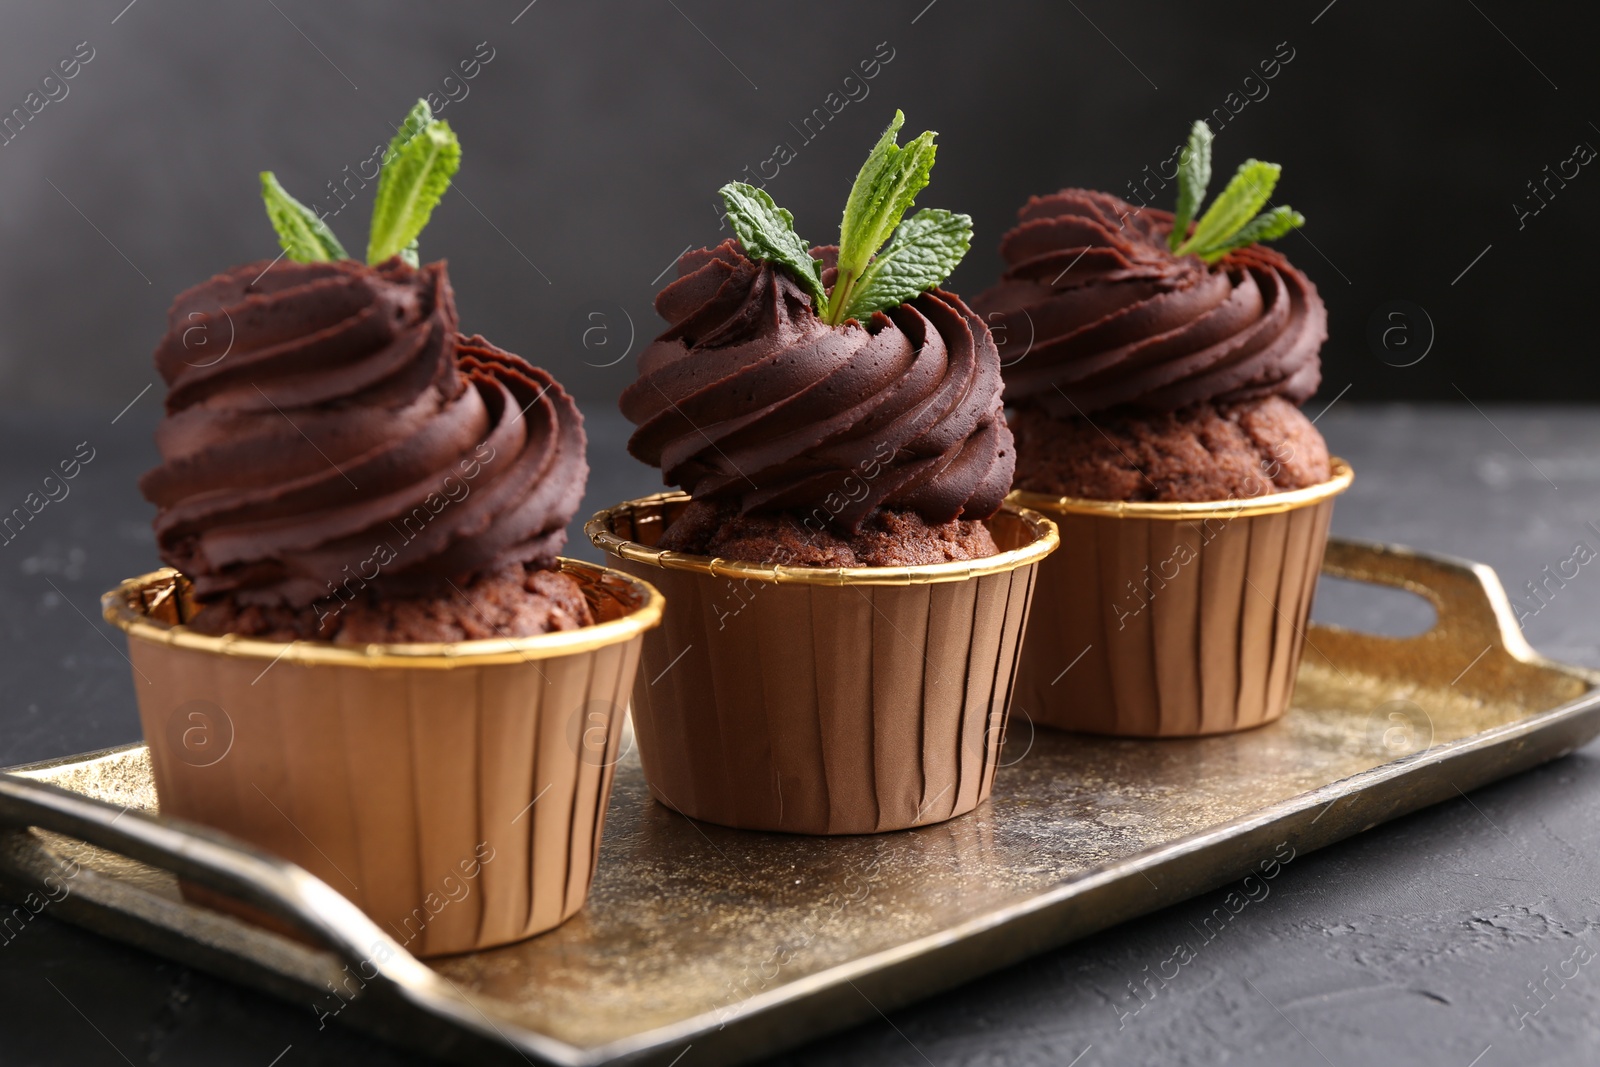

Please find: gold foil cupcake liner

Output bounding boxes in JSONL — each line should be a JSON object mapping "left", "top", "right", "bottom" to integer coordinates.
{"left": 586, "top": 494, "right": 1058, "bottom": 835}
{"left": 102, "top": 559, "right": 662, "bottom": 956}
{"left": 1008, "top": 458, "right": 1353, "bottom": 737}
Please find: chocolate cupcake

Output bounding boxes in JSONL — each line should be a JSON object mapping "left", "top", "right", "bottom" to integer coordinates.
{"left": 974, "top": 121, "right": 1351, "bottom": 736}
{"left": 103, "top": 101, "right": 661, "bottom": 954}
{"left": 590, "top": 111, "right": 1057, "bottom": 834}
{"left": 142, "top": 258, "right": 591, "bottom": 642}
{"left": 619, "top": 239, "right": 1014, "bottom": 565}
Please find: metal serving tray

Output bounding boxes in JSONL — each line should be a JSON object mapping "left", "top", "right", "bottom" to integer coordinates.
{"left": 2, "top": 539, "right": 1596, "bottom": 1067}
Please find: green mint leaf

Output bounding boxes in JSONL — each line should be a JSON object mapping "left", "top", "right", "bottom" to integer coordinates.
{"left": 718, "top": 182, "right": 824, "bottom": 303}
{"left": 1176, "top": 159, "right": 1280, "bottom": 256}
{"left": 1168, "top": 120, "right": 1213, "bottom": 252}
{"left": 826, "top": 110, "right": 938, "bottom": 324}
{"left": 260, "top": 171, "right": 348, "bottom": 262}
{"left": 387, "top": 99, "right": 433, "bottom": 166}
{"left": 366, "top": 116, "right": 460, "bottom": 265}
{"left": 1195, "top": 205, "right": 1305, "bottom": 263}
{"left": 840, "top": 208, "right": 972, "bottom": 323}
{"left": 383, "top": 101, "right": 433, "bottom": 268}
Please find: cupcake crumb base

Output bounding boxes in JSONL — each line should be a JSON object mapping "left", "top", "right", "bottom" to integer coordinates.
{"left": 657, "top": 501, "right": 999, "bottom": 567}
{"left": 187, "top": 562, "right": 595, "bottom": 644}
{"left": 1011, "top": 395, "right": 1331, "bottom": 502}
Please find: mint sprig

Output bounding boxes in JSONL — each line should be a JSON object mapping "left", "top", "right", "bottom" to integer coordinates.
{"left": 260, "top": 172, "right": 348, "bottom": 262}
{"left": 1201, "top": 204, "right": 1305, "bottom": 259}
{"left": 843, "top": 207, "right": 972, "bottom": 320}
{"left": 827, "top": 112, "right": 938, "bottom": 323}
{"left": 719, "top": 182, "right": 825, "bottom": 303}
{"left": 1169, "top": 121, "right": 1304, "bottom": 264}
{"left": 367, "top": 114, "right": 460, "bottom": 265}
{"left": 259, "top": 98, "right": 461, "bottom": 268}
{"left": 713, "top": 109, "right": 973, "bottom": 326}
{"left": 387, "top": 99, "right": 433, "bottom": 169}
{"left": 1167, "top": 120, "right": 1212, "bottom": 253}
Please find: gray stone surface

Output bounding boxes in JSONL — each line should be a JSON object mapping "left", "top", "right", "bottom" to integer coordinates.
{"left": 2, "top": 406, "right": 1598, "bottom": 1066}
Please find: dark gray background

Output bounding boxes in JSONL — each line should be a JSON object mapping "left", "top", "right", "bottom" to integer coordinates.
{"left": 0, "top": 0, "right": 1595, "bottom": 415}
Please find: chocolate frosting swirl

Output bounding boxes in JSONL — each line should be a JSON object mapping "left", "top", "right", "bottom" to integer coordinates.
{"left": 620, "top": 239, "right": 1014, "bottom": 532}
{"left": 972, "top": 189, "right": 1326, "bottom": 417}
{"left": 140, "top": 258, "right": 587, "bottom": 608}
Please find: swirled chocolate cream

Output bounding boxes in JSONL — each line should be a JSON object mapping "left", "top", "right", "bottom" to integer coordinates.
{"left": 973, "top": 122, "right": 1332, "bottom": 502}
{"left": 621, "top": 111, "right": 1015, "bottom": 566}
{"left": 140, "top": 100, "right": 591, "bottom": 642}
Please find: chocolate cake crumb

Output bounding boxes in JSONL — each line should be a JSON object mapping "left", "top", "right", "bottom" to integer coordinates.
{"left": 186, "top": 562, "right": 594, "bottom": 644}
{"left": 658, "top": 502, "right": 999, "bottom": 567}
{"left": 1010, "top": 395, "right": 1331, "bottom": 502}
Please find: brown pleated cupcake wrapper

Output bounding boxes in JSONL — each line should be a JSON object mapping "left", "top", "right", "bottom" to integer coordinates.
{"left": 1009, "top": 459, "right": 1352, "bottom": 737}
{"left": 101, "top": 560, "right": 662, "bottom": 957}
{"left": 585, "top": 495, "right": 1058, "bottom": 835}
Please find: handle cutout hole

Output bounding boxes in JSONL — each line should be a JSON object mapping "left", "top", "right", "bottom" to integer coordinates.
{"left": 1310, "top": 575, "right": 1438, "bottom": 637}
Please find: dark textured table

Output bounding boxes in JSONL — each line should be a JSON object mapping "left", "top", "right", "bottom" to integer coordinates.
{"left": 2, "top": 405, "right": 1598, "bottom": 1067}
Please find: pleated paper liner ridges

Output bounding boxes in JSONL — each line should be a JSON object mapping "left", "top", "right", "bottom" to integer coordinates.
{"left": 102, "top": 560, "right": 662, "bottom": 957}
{"left": 587, "top": 494, "right": 1058, "bottom": 835}
{"left": 1009, "top": 458, "right": 1353, "bottom": 737}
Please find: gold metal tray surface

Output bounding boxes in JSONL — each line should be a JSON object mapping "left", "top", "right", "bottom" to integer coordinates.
{"left": 2, "top": 539, "right": 1597, "bottom": 1067}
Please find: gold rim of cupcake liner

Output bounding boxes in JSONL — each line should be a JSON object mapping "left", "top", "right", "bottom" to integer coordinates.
{"left": 1007, "top": 457, "right": 1353, "bottom": 520}
{"left": 101, "top": 558, "right": 664, "bottom": 668}
{"left": 585, "top": 492, "right": 1060, "bottom": 587}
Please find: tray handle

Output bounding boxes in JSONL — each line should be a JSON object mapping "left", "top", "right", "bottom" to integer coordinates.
{"left": 1314, "top": 537, "right": 1572, "bottom": 687}
{"left": 0, "top": 770, "right": 593, "bottom": 1066}
{"left": 0, "top": 771, "right": 437, "bottom": 989}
